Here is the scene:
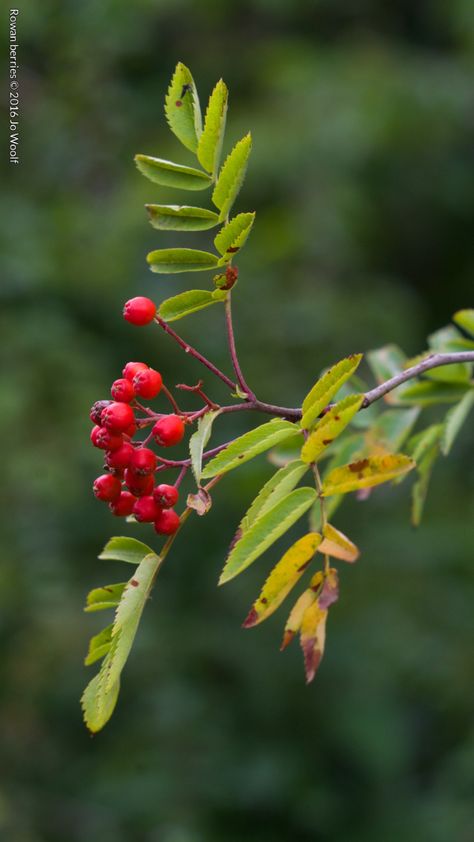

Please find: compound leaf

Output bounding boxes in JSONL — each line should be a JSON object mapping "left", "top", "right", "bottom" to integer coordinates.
{"left": 301, "top": 355, "right": 363, "bottom": 430}
{"left": 301, "top": 394, "right": 364, "bottom": 463}
{"left": 164, "top": 62, "right": 202, "bottom": 153}
{"left": 158, "top": 289, "right": 226, "bottom": 321}
{"left": 134, "top": 155, "right": 212, "bottom": 191}
{"left": 197, "top": 78, "right": 228, "bottom": 177}
{"left": 189, "top": 410, "right": 221, "bottom": 483}
{"left": 146, "top": 204, "right": 219, "bottom": 231}
{"left": 201, "top": 419, "right": 299, "bottom": 479}
{"left": 212, "top": 133, "right": 252, "bottom": 221}
{"left": 323, "top": 454, "right": 415, "bottom": 496}
{"left": 214, "top": 212, "right": 255, "bottom": 257}
{"left": 220, "top": 487, "right": 317, "bottom": 584}
{"left": 147, "top": 248, "right": 219, "bottom": 274}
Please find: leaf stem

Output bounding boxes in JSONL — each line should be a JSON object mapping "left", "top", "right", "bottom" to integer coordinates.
{"left": 154, "top": 314, "right": 237, "bottom": 392}
{"left": 224, "top": 292, "right": 256, "bottom": 399}
{"left": 312, "top": 463, "right": 330, "bottom": 575}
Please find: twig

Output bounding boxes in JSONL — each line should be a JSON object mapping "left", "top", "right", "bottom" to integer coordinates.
{"left": 154, "top": 315, "right": 236, "bottom": 392}
{"left": 362, "top": 352, "right": 474, "bottom": 407}
{"left": 224, "top": 293, "right": 256, "bottom": 399}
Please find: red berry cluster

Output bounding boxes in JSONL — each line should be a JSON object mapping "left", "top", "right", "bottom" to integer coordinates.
{"left": 90, "top": 342, "right": 185, "bottom": 536}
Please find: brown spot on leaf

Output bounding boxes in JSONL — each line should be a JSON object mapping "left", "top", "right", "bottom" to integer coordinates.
{"left": 349, "top": 458, "right": 369, "bottom": 473}
{"left": 322, "top": 438, "right": 333, "bottom": 446}
{"left": 242, "top": 608, "right": 258, "bottom": 628}
{"left": 175, "top": 100, "right": 182, "bottom": 107}
{"left": 226, "top": 246, "right": 239, "bottom": 253}
{"left": 130, "top": 579, "right": 139, "bottom": 588}
{"left": 280, "top": 630, "right": 295, "bottom": 651}
{"left": 297, "top": 561, "right": 311, "bottom": 573}
{"left": 261, "top": 597, "right": 268, "bottom": 604}
{"left": 228, "top": 528, "right": 242, "bottom": 553}
{"left": 334, "top": 415, "right": 340, "bottom": 421}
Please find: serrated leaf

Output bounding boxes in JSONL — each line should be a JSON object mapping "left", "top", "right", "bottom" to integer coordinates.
{"left": 147, "top": 248, "right": 219, "bottom": 274}
{"left": 82, "top": 550, "right": 162, "bottom": 733}
{"left": 164, "top": 62, "right": 202, "bottom": 153}
{"left": 323, "top": 454, "right": 415, "bottom": 496}
{"left": 364, "top": 407, "right": 420, "bottom": 455}
{"left": 301, "top": 394, "right": 364, "bottom": 463}
{"left": 412, "top": 442, "right": 439, "bottom": 526}
{"left": 201, "top": 419, "right": 299, "bottom": 479}
{"left": 441, "top": 391, "right": 474, "bottom": 456}
{"left": 158, "top": 289, "right": 226, "bottom": 321}
{"left": 309, "top": 433, "right": 366, "bottom": 530}
{"left": 280, "top": 572, "right": 323, "bottom": 650}
{"left": 220, "top": 487, "right": 317, "bottom": 584}
{"left": 84, "top": 582, "right": 127, "bottom": 612}
{"left": 212, "top": 133, "right": 252, "bottom": 221}
{"left": 317, "top": 523, "right": 359, "bottom": 563}
{"left": 134, "top": 155, "right": 211, "bottom": 190}
{"left": 238, "top": 459, "right": 309, "bottom": 538}
{"left": 242, "top": 533, "right": 322, "bottom": 628}
{"left": 214, "top": 212, "right": 255, "bottom": 257}
{"left": 146, "top": 204, "right": 220, "bottom": 231}
{"left": 396, "top": 380, "right": 471, "bottom": 406}
{"left": 84, "top": 624, "right": 113, "bottom": 666}
{"left": 99, "top": 536, "right": 155, "bottom": 565}
{"left": 301, "top": 355, "right": 363, "bottom": 430}
{"left": 453, "top": 309, "right": 474, "bottom": 338}
{"left": 189, "top": 410, "right": 221, "bottom": 483}
{"left": 197, "top": 79, "right": 228, "bottom": 177}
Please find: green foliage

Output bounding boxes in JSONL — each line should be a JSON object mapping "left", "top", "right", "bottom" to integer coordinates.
{"left": 197, "top": 79, "right": 228, "bottom": 177}
{"left": 146, "top": 204, "right": 220, "bottom": 231}
{"left": 301, "top": 354, "right": 362, "bottom": 429}
{"left": 147, "top": 248, "right": 220, "bottom": 273}
{"left": 201, "top": 419, "right": 298, "bottom": 478}
{"left": 158, "top": 289, "right": 227, "bottom": 321}
{"left": 441, "top": 391, "right": 474, "bottom": 455}
{"left": 189, "top": 410, "right": 221, "bottom": 484}
{"left": 214, "top": 212, "right": 255, "bottom": 257}
{"left": 212, "top": 133, "right": 252, "bottom": 221}
{"left": 164, "top": 62, "right": 202, "bottom": 153}
{"left": 301, "top": 394, "right": 364, "bottom": 463}
{"left": 239, "top": 460, "right": 309, "bottom": 534}
{"left": 453, "top": 308, "right": 474, "bottom": 337}
{"left": 134, "top": 155, "right": 212, "bottom": 190}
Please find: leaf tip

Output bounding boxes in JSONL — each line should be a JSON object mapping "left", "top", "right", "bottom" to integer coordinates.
{"left": 242, "top": 607, "right": 258, "bottom": 629}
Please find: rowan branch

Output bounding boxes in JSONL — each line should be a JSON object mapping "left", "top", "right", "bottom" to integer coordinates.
{"left": 362, "top": 352, "right": 474, "bottom": 407}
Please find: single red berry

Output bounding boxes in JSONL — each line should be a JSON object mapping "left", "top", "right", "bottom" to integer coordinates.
{"left": 129, "top": 447, "right": 157, "bottom": 475}
{"left": 109, "top": 491, "right": 136, "bottom": 516}
{"left": 154, "top": 508, "right": 180, "bottom": 535}
{"left": 123, "top": 297, "right": 157, "bottom": 326}
{"left": 123, "top": 361, "right": 148, "bottom": 382}
{"left": 123, "top": 421, "right": 137, "bottom": 439}
{"left": 90, "top": 425, "right": 123, "bottom": 451}
{"left": 124, "top": 469, "right": 154, "bottom": 497}
{"left": 106, "top": 441, "right": 135, "bottom": 470}
{"left": 111, "top": 378, "right": 135, "bottom": 403}
{"left": 154, "top": 483, "right": 179, "bottom": 509}
{"left": 152, "top": 414, "right": 185, "bottom": 447}
{"left": 133, "top": 368, "right": 163, "bottom": 400}
{"left": 90, "top": 399, "right": 112, "bottom": 425}
{"left": 101, "top": 401, "right": 135, "bottom": 433}
{"left": 93, "top": 473, "right": 121, "bottom": 502}
{"left": 133, "top": 495, "right": 160, "bottom": 523}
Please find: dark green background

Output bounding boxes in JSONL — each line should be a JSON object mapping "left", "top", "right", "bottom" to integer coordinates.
{"left": 1, "top": 1, "right": 473, "bottom": 840}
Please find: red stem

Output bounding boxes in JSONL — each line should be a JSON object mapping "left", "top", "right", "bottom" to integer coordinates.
{"left": 225, "top": 293, "right": 256, "bottom": 399}
{"left": 154, "top": 315, "right": 237, "bottom": 392}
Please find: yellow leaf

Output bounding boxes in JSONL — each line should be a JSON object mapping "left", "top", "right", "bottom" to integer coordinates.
{"left": 280, "top": 571, "right": 323, "bottom": 650}
{"left": 299, "top": 601, "right": 328, "bottom": 683}
{"left": 301, "top": 394, "right": 364, "bottom": 462}
{"left": 243, "top": 533, "right": 321, "bottom": 628}
{"left": 301, "top": 354, "right": 363, "bottom": 430}
{"left": 317, "top": 523, "right": 360, "bottom": 563}
{"left": 323, "top": 454, "right": 415, "bottom": 496}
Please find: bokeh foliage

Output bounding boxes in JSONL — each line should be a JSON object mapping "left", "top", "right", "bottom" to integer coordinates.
{"left": 1, "top": 1, "right": 473, "bottom": 840}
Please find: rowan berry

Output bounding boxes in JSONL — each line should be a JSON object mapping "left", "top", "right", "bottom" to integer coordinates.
{"left": 90, "top": 399, "right": 112, "bottom": 425}
{"left": 124, "top": 469, "right": 154, "bottom": 497}
{"left": 133, "top": 496, "right": 160, "bottom": 523}
{"left": 154, "top": 508, "right": 180, "bottom": 535}
{"left": 106, "top": 441, "right": 135, "bottom": 470}
{"left": 90, "top": 425, "right": 123, "bottom": 451}
{"left": 133, "top": 368, "right": 162, "bottom": 400}
{"left": 93, "top": 474, "right": 122, "bottom": 502}
{"left": 101, "top": 401, "right": 135, "bottom": 433}
{"left": 123, "top": 361, "right": 148, "bottom": 382}
{"left": 111, "top": 378, "right": 135, "bottom": 403}
{"left": 129, "top": 447, "right": 157, "bottom": 475}
{"left": 109, "top": 491, "right": 136, "bottom": 517}
{"left": 123, "top": 297, "right": 157, "bottom": 326}
{"left": 152, "top": 414, "right": 185, "bottom": 447}
{"left": 153, "top": 484, "right": 179, "bottom": 509}
{"left": 123, "top": 421, "right": 137, "bottom": 439}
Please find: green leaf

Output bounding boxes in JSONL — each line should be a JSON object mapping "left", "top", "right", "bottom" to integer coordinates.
{"left": 396, "top": 380, "right": 471, "bottom": 406}
{"left": 366, "top": 344, "right": 408, "bottom": 405}
{"left": 412, "top": 443, "right": 439, "bottom": 526}
{"left": 323, "top": 454, "right": 415, "bottom": 496}
{"left": 189, "top": 410, "right": 221, "bottom": 483}
{"left": 134, "top": 155, "right": 212, "bottom": 191}
{"left": 197, "top": 78, "right": 228, "bottom": 177}
{"left": 243, "top": 533, "right": 322, "bottom": 628}
{"left": 238, "top": 459, "right": 309, "bottom": 537}
{"left": 84, "top": 582, "right": 127, "bottom": 612}
{"left": 158, "top": 289, "right": 226, "bottom": 321}
{"left": 99, "top": 536, "right": 155, "bottom": 565}
{"left": 146, "top": 204, "right": 219, "bottom": 231}
{"left": 200, "top": 419, "right": 299, "bottom": 479}
{"left": 147, "top": 248, "right": 219, "bottom": 274}
{"left": 301, "top": 394, "right": 364, "bottom": 463}
{"left": 164, "top": 62, "right": 202, "bottom": 153}
{"left": 453, "top": 309, "right": 474, "bottom": 338}
{"left": 441, "top": 391, "right": 474, "bottom": 456}
{"left": 82, "top": 550, "right": 162, "bottom": 733}
{"left": 364, "top": 407, "right": 420, "bottom": 454}
{"left": 301, "top": 355, "right": 363, "bottom": 430}
{"left": 212, "top": 133, "right": 252, "bottom": 221}
{"left": 84, "top": 624, "right": 113, "bottom": 666}
{"left": 220, "top": 487, "right": 317, "bottom": 584}
{"left": 214, "top": 212, "right": 255, "bottom": 257}
{"left": 405, "top": 424, "right": 443, "bottom": 464}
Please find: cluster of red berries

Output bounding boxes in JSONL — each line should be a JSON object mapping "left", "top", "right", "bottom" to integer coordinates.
{"left": 90, "top": 298, "right": 187, "bottom": 537}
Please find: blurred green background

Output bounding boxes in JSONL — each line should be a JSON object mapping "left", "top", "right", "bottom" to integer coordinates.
{"left": 1, "top": 1, "right": 474, "bottom": 840}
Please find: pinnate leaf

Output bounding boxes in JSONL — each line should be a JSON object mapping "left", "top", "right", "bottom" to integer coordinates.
{"left": 201, "top": 419, "right": 299, "bottom": 479}
{"left": 214, "top": 212, "right": 255, "bottom": 257}
{"left": 243, "top": 533, "right": 322, "bottom": 628}
{"left": 220, "top": 487, "right": 317, "bottom": 584}
{"left": 158, "top": 289, "right": 226, "bottom": 321}
{"left": 323, "top": 454, "right": 415, "bottom": 496}
{"left": 189, "top": 410, "right": 221, "bottom": 483}
{"left": 197, "top": 79, "right": 228, "bottom": 176}
{"left": 212, "top": 133, "right": 252, "bottom": 221}
{"left": 134, "top": 155, "right": 211, "bottom": 191}
{"left": 146, "top": 204, "right": 219, "bottom": 231}
{"left": 147, "top": 248, "right": 219, "bottom": 274}
{"left": 301, "top": 394, "right": 364, "bottom": 462}
{"left": 301, "top": 355, "right": 363, "bottom": 430}
{"left": 164, "top": 62, "right": 202, "bottom": 153}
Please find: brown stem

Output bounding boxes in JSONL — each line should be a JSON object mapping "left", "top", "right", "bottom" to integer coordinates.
{"left": 362, "top": 351, "right": 474, "bottom": 407}
{"left": 224, "top": 293, "right": 256, "bottom": 399}
{"left": 154, "top": 315, "right": 237, "bottom": 391}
